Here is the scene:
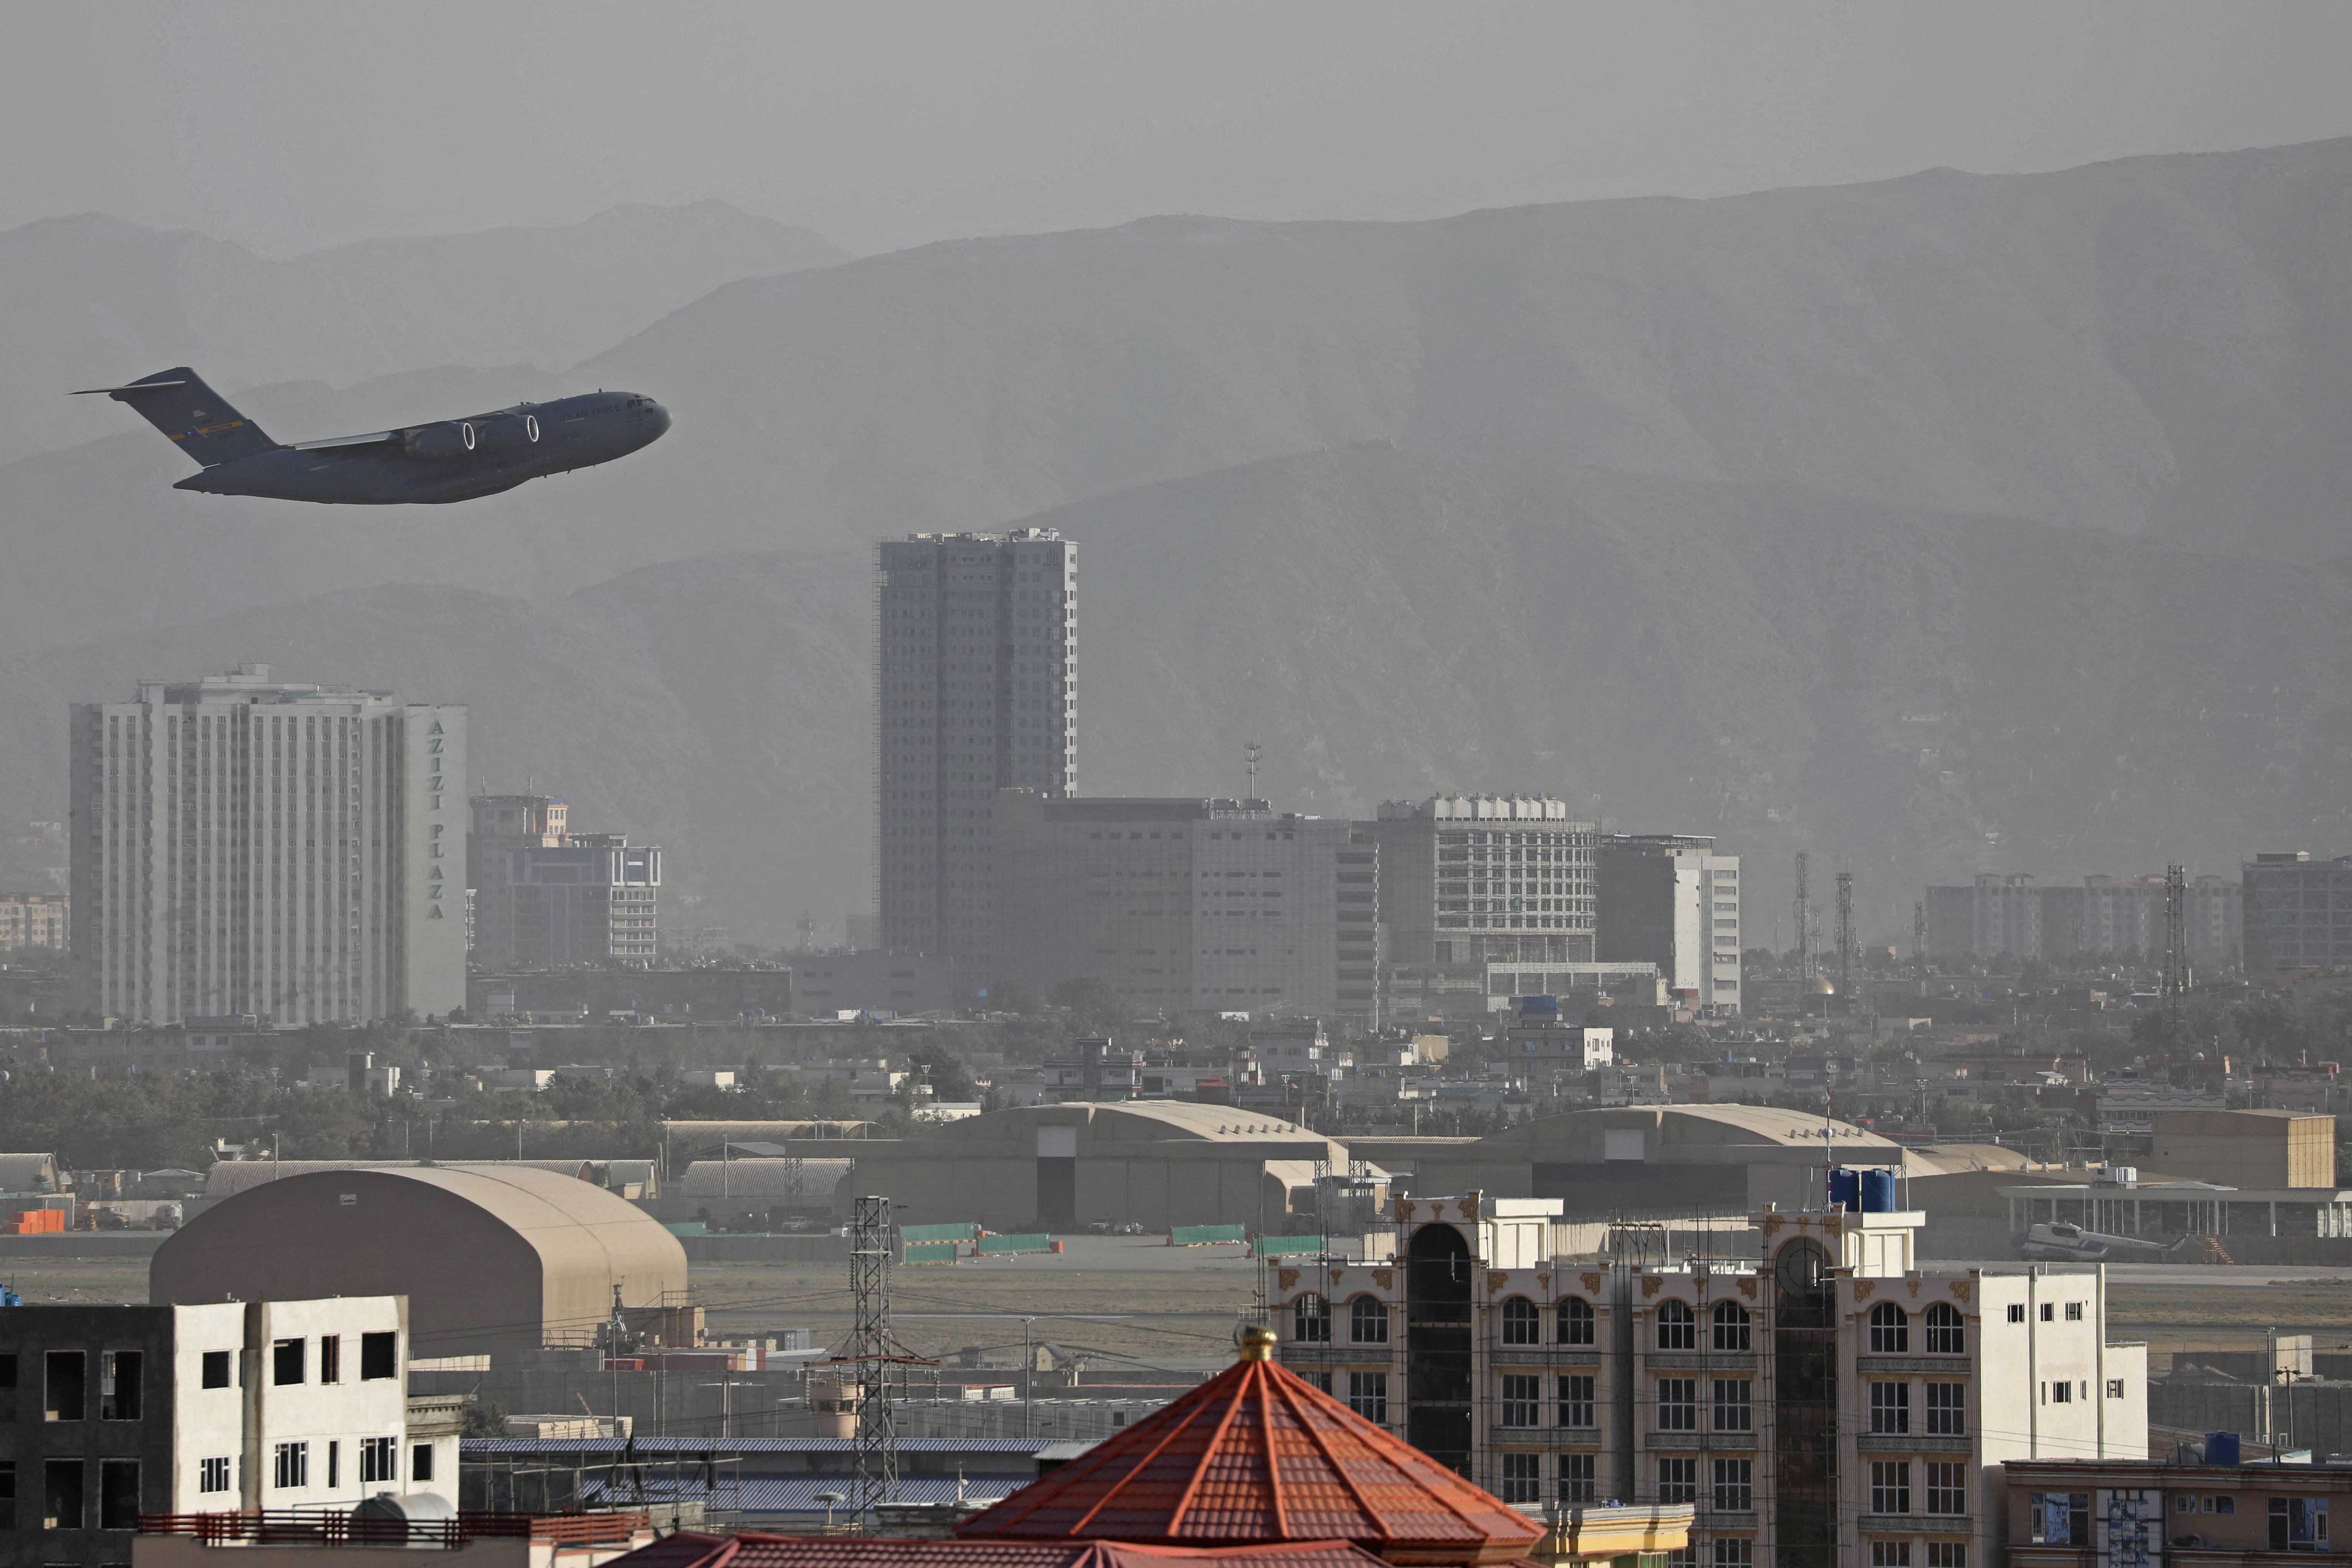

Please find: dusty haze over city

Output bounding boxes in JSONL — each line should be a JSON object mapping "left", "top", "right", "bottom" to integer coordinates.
{"left": 6, "top": 1, "right": 2352, "bottom": 944}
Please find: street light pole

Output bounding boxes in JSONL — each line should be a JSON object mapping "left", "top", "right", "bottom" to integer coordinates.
{"left": 1023, "top": 1318, "right": 1036, "bottom": 1441}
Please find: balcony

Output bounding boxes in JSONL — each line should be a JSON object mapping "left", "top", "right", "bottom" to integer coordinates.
{"left": 135, "top": 1509, "right": 653, "bottom": 1567}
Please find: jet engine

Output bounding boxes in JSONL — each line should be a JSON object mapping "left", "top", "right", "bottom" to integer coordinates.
{"left": 403, "top": 421, "right": 475, "bottom": 458}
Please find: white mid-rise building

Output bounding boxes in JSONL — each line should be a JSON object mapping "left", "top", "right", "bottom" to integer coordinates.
{"left": 0, "top": 1295, "right": 451, "bottom": 1564}
{"left": 1598, "top": 834, "right": 1742, "bottom": 1015}
{"left": 1277, "top": 1197, "right": 2145, "bottom": 1568}
{"left": 69, "top": 666, "right": 464, "bottom": 1025}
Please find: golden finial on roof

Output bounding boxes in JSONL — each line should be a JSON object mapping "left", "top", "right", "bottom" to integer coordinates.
{"left": 1237, "top": 1324, "right": 1277, "bottom": 1361}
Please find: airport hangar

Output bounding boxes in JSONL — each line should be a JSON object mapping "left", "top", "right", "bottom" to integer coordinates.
{"left": 150, "top": 1164, "right": 688, "bottom": 1359}
{"left": 832, "top": 1101, "right": 1355, "bottom": 1233}
{"left": 1348, "top": 1103, "right": 1912, "bottom": 1216}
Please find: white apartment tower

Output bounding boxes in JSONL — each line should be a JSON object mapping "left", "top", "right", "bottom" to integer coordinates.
{"left": 876, "top": 530, "right": 1075, "bottom": 991}
{"left": 69, "top": 666, "right": 465, "bottom": 1025}
{"left": 1598, "top": 834, "right": 1743, "bottom": 1015}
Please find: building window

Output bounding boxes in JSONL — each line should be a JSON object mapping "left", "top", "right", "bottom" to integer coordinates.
{"left": 1925, "top": 1302, "right": 1965, "bottom": 1354}
{"left": 1502, "top": 1374, "right": 1542, "bottom": 1428}
{"left": 1871, "top": 1544, "right": 1911, "bottom": 1568}
{"left": 1911, "top": 1378, "right": 1965, "bottom": 1434}
{"left": 320, "top": 1336, "right": 341, "bottom": 1384}
{"left": 1349, "top": 1296, "right": 1389, "bottom": 1344}
{"left": 100, "top": 1459, "right": 140, "bottom": 1531}
{"left": 1713, "top": 1378, "right": 1752, "bottom": 1432}
{"left": 2040, "top": 1303, "right": 2054, "bottom": 1322}
{"left": 273, "top": 1442, "right": 308, "bottom": 1490}
{"left": 1561, "top": 1453, "right": 1596, "bottom": 1503}
{"left": 199, "top": 1457, "right": 231, "bottom": 1494}
{"left": 1502, "top": 1296, "right": 1540, "bottom": 1345}
{"left": 1925, "top": 1545, "right": 1966, "bottom": 1568}
{"left": 1870, "top": 1461, "right": 1911, "bottom": 1515}
{"left": 2008, "top": 1304, "right": 2025, "bottom": 1323}
{"left": 1658, "top": 1458, "right": 1698, "bottom": 1505}
{"left": 1713, "top": 1301, "right": 1751, "bottom": 1352}
{"left": 1658, "top": 1377, "right": 1697, "bottom": 1432}
{"left": 1558, "top": 1374, "right": 1595, "bottom": 1429}
{"left": 360, "top": 1332, "right": 398, "bottom": 1380}
{"left": 1560, "top": 1297, "right": 1595, "bottom": 1346}
{"left": 272, "top": 1338, "right": 305, "bottom": 1385}
{"left": 359, "top": 1438, "right": 398, "bottom": 1484}
{"left": 2047, "top": 1381, "right": 2073, "bottom": 1404}
{"left": 1714, "top": 1541, "right": 1754, "bottom": 1568}
{"left": 201, "top": 1351, "right": 232, "bottom": 1390}
{"left": 1301, "top": 1370, "right": 1333, "bottom": 1393}
{"left": 1291, "top": 1294, "right": 1331, "bottom": 1343}
{"left": 412, "top": 1445, "right": 434, "bottom": 1484}
{"left": 1500, "top": 1453, "right": 1541, "bottom": 1504}
{"left": 1869, "top": 1302, "right": 1909, "bottom": 1353}
{"left": 1870, "top": 1381, "right": 1911, "bottom": 1434}
{"left": 1925, "top": 1462, "right": 1966, "bottom": 1516}
{"left": 45, "top": 1459, "right": 83, "bottom": 1530}
{"left": 45, "top": 1349, "right": 85, "bottom": 1420}
{"left": 2031, "top": 1492, "right": 2090, "bottom": 1546}
{"left": 1668, "top": 1550, "right": 1698, "bottom": 1568}
{"left": 2269, "top": 1498, "right": 2332, "bottom": 1550}
{"left": 0, "top": 1460, "right": 13, "bottom": 1529}
{"left": 1348, "top": 1372, "right": 1388, "bottom": 1424}
{"left": 2065, "top": 1302, "right": 2083, "bottom": 1321}
{"left": 1657, "top": 1300, "right": 1697, "bottom": 1350}
{"left": 1713, "top": 1457, "right": 1753, "bottom": 1513}
{"left": 2107, "top": 1379, "right": 2126, "bottom": 1399}
{"left": 100, "top": 1351, "right": 140, "bottom": 1420}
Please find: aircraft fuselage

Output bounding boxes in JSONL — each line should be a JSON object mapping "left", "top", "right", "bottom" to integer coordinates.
{"left": 174, "top": 390, "right": 670, "bottom": 505}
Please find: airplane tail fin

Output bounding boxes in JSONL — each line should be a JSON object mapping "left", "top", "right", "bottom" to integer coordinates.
{"left": 74, "top": 367, "right": 277, "bottom": 467}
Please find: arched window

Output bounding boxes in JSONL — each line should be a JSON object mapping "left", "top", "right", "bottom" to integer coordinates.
{"left": 1656, "top": 1299, "right": 1696, "bottom": 1350}
{"left": 1292, "top": 1293, "right": 1330, "bottom": 1344}
{"left": 1868, "top": 1301, "right": 1908, "bottom": 1354}
{"left": 1924, "top": 1301, "right": 1965, "bottom": 1354}
{"left": 1350, "top": 1295, "right": 1390, "bottom": 1345}
{"left": 1501, "top": 1296, "right": 1540, "bottom": 1345}
{"left": 1712, "top": 1300, "right": 1751, "bottom": 1352}
{"left": 1559, "top": 1297, "right": 1595, "bottom": 1347}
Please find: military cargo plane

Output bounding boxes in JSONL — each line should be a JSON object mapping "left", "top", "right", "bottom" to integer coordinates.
{"left": 75, "top": 366, "right": 669, "bottom": 504}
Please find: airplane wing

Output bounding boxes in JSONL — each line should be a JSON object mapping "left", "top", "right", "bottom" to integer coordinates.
{"left": 290, "top": 430, "right": 404, "bottom": 451}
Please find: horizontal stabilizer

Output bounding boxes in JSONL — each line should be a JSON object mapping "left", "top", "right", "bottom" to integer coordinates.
{"left": 71, "top": 366, "right": 275, "bottom": 468}
{"left": 73, "top": 380, "right": 189, "bottom": 396}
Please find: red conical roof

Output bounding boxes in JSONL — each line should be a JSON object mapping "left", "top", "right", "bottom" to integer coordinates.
{"left": 958, "top": 1330, "right": 1540, "bottom": 1566}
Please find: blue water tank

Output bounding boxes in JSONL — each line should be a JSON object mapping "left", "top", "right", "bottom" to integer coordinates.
{"left": 1861, "top": 1169, "right": 1900, "bottom": 1213}
{"left": 2207, "top": 1431, "right": 2241, "bottom": 1466}
{"left": 1828, "top": 1169, "right": 1862, "bottom": 1211}
{"left": 1519, "top": 994, "right": 1560, "bottom": 1016}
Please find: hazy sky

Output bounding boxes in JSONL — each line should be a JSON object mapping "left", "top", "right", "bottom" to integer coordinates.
{"left": 7, "top": 1, "right": 2352, "bottom": 257}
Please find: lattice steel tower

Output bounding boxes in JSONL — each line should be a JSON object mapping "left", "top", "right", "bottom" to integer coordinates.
{"left": 1792, "top": 852, "right": 1812, "bottom": 982}
{"left": 2164, "top": 863, "right": 2190, "bottom": 1000}
{"left": 848, "top": 1195, "right": 897, "bottom": 1525}
{"left": 1834, "top": 870, "right": 1854, "bottom": 998}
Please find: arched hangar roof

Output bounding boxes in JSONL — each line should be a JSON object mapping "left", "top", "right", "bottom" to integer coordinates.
{"left": 152, "top": 1164, "right": 686, "bottom": 1355}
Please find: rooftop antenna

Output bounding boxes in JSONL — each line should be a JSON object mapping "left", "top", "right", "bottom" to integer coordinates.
{"left": 1792, "top": 853, "right": 1812, "bottom": 985}
{"left": 2164, "top": 864, "right": 2190, "bottom": 1006}
{"left": 1913, "top": 900, "right": 1926, "bottom": 974}
{"left": 1245, "top": 738, "right": 1262, "bottom": 800}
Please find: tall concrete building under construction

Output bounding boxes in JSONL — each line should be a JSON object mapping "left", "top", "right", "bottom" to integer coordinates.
{"left": 876, "top": 530, "right": 1075, "bottom": 992}
{"left": 69, "top": 665, "right": 465, "bottom": 1025}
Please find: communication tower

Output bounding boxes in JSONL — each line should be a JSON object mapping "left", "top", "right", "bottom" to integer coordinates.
{"left": 848, "top": 1195, "right": 897, "bottom": 1525}
{"left": 1793, "top": 853, "right": 1812, "bottom": 982}
{"left": 1835, "top": 870, "right": 1855, "bottom": 999}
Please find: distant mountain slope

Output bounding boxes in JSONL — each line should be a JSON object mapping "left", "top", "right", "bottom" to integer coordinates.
{"left": 577, "top": 137, "right": 2352, "bottom": 560}
{"left": 3, "top": 449, "right": 2343, "bottom": 942}
{"left": 3, "top": 201, "right": 843, "bottom": 465}
{"left": 6, "top": 138, "right": 2351, "bottom": 665}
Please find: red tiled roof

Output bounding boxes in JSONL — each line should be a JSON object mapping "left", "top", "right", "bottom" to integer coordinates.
{"left": 602, "top": 1534, "right": 1398, "bottom": 1568}
{"left": 957, "top": 1337, "right": 1540, "bottom": 1566}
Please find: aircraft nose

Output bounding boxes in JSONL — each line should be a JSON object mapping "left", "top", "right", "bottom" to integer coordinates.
{"left": 645, "top": 400, "right": 672, "bottom": 440}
